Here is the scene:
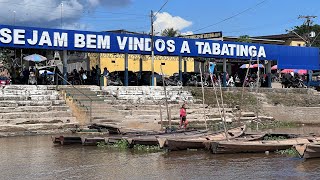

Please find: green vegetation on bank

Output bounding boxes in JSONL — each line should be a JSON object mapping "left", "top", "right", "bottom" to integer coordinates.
{"left": 97, "top": 140, "right": 162, "bottom": 153}
{"left": 249, "top": 121, "right": 298, "bottom": 130}
{"left": 276, "top": 148, "right": 299, "bottom": 157}
{"left": 266, "top": 92, "right": 320, "bottom": 107}
{"left": 187, "top": 87, "right": 259, "bottom": 112}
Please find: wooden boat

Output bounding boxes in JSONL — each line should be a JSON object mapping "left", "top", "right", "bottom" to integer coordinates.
{"left": 234, "top": 132, "right": 299, "bottom": 142}
{"left": 210, "top": 138, "right": 312, "bottom": 154}
{"left": 82, "top": 137, "right": 106, "bottom": 146}
{"left": 52, "top": 136, "right": 82, "bottom": 145}
{"left": 125, "top": 129, "right": 210, "bottom": 147}
{"left": 157, "top": 125, "right": 246, "bottom": 151}
{"left": 295, "top": 143, "right": 320, "bottom": 159}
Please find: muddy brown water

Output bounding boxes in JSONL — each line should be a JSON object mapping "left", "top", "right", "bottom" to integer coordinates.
{"left": 0, "top": 132, "right": 320, "bottom": 180}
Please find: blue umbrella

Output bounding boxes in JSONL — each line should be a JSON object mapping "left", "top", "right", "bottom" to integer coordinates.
{"left": 39, "top": 70, "right": 55, "bottom": 75}
{"left": 23, "top": 54, "right": 47, "bottom": 62}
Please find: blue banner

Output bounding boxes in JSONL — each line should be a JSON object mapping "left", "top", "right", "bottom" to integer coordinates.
{"left": 0, "top": 24, "right": 319, "bottom": 69}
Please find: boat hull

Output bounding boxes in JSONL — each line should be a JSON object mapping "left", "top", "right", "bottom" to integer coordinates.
{"left": 301, "top": 144, "right": 320, "bottom": 159}
{"left": 159, "top": 125, "right": 246, "bottom": 151}
{"left": 211, "top": 138, "right": 311, "bottom": 154}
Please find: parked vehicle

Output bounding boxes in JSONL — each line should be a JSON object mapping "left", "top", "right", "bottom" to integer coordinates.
{"left": 185, "top": 73, "right": 209, "bottom": 87}
{"left": 137, "top": 71, "right": 163, "bottom": 86}
{"left": 109, "top": 71, "right": 138, "bottom": 86}
{"left": 0, "top": 76, "right": 11, "bottom": 86}
{"left": 108, "top": 73, "right": 123, "bottom": 86}
{"left": 165, "top": 73, "right": 183, "bottom": 86}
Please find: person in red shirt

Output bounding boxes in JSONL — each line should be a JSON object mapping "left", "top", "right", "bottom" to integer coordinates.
{"left": 180, "top": 103, "right": 188, "bottom": 129}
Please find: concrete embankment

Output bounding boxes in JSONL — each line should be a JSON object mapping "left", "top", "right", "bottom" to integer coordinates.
{"left": 1, "top": 85, "right": 319, "bottom": 137}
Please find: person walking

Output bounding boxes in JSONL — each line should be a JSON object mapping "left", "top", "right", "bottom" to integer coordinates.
{"left": 179, "top": 103, "right": 188, "bottom": 129}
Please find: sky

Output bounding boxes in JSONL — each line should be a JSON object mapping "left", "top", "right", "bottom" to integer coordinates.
{"left": 1, "top": 0, "right": 320, "bottom": 37}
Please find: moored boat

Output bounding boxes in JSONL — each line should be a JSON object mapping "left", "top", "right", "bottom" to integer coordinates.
{"left": 295, "top": 143, "right": 320, "bottom": 159}
{"left": 82, "top": 137, "right": 106, "bottom": 146}
{"left": 210, "top": 138, "right": 312, "bottom": 154}
{"left": 158, "top": 125, "right": 246, "bottom": 151}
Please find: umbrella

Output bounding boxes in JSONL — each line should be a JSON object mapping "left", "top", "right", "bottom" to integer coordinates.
{"left": 281, "top": 69, "right": 294, "bottom": 73}
{"left": 294, "top": 69, "right": 307, "bottom": 75}
{"left": 240, "top": 64, "right": 251, "bottom": 69}
{"left": 23, "top": 54, "right": 47, "bottom": 62}
{"left": 271, "top": 65, "right": 277, "bottom": 70}
{"left": 281, "top": 69, "right": 307, "bottom": 75}
{"left": 251, "top": 64, "right": 264, "bottom": 68}
{"left": 39, "top": 70, "right": 54, "bottom": 75}
{"left": 240, "top": 64, "right": 264, "bottom": 69}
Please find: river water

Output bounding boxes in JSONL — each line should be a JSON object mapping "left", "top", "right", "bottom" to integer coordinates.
{"left": 1, "top": 135, "right": 320, "bottom": 180}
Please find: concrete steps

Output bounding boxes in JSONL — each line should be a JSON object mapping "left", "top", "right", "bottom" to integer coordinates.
{"left": 0, "top": 85, "right": 78, "bottom": 135}
{"left": 0, "top": 117, "right": 77, "bottom": 125}
{"left": 0, "top": 106, "right": 70, "bottom": 113}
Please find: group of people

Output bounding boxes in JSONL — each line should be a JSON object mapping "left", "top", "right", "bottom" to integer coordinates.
{"left": 67, "top": 65, "right": 109, "bottom": 85}
{"left": 281, "top": 72, "right": 306, "bottom": 88}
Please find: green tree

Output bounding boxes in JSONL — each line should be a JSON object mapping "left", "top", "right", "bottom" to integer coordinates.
{"left": 161, "top": 28, "right": 180, "bottom": 37}
{"left": 237, "top": 35, "right": 252, "bottom": 43}
{"left": 292, "top": 24, "right": 320, "bottom": 47}
{"left": 0, "top": 48, "right": 15, "bottom": 76}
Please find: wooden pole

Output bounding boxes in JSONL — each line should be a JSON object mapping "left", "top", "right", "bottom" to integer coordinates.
{"left": 160, "top": 65, "right": 171, "bottom": 129}
{"left": 169, "top": 108, "right": 172, "bottom": 128}
{"left": 159, "top": 104, "right": 163, "bottom": 130}
{"left": 209, "top": 74, "right": 229, "bottom": 140}
{"left": 237, "top": 56, "right": 253, "bottom": 122}
{"left": 199, "top": 62, "right": 208, "bottom": 130}
{"left": 218, "top": 76, "right": 229, "bottom": 141}
{"left": 255, "top": 56, "right": 260, "bottom": 124}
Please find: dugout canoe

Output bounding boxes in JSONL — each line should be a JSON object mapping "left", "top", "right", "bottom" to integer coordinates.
{"left": 210, "top": 138, "right": 313, "bottom": 154}
{"left": 295, "top": 143, "right": 320, "bottom": 159}
{"left": 158, "top": 125, "right": 246, "bottom": 151}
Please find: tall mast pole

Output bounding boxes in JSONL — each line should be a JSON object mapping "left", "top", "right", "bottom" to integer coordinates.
{"left": 151, "top": 10, "right": 155, "bottom": 86}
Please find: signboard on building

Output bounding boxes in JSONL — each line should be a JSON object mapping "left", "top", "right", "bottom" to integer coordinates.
{"left": 0, "top": 24, "right": 318, "bottom": 69}
{"left": 181, "top": 32, "right": 223, "bottom": 39}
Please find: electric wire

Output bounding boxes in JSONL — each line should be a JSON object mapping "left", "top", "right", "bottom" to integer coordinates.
{"left": 193, "top": 0, "right": 268, "bottom": 33}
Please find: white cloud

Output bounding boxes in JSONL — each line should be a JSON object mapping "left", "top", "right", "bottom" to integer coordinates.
{"left": 153, "top": 12, "right": 192, "bottom": 34}
{"left": 0, "top": 0, "right": 133, "bottom": 29}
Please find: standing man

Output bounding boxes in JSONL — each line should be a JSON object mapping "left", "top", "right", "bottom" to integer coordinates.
{"left": 103, "top": 67, "right": 109, "bottom": 86}
{"left": 96, "top": 65, "right": 101, "bottom": 86}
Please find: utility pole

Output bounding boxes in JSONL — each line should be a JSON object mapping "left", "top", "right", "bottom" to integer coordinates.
{"left": 298, "top": 15, "right": 317, "bottom": 46}
{"left": 150, "top": 10, "right": 155, "bottom": 86}
{"left": 298, "top": 15, "right": 317, "bottom": 88}
{"left": 61, "top": 2, "right": 63, "bottom": 29}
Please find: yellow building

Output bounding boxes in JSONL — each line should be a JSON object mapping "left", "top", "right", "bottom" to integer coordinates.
{"left": 87, "top": 33, "right": 305, "bottom": 77}
{"left": 88, "top": 53, "right": 194, "bottom": 76}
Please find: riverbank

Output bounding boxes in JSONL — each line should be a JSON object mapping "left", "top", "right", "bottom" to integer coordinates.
{"left": 187, "top": 87, "right": 320, "bottom": 125}
{"left": 0, "top": 85, "right": 319, "bottom": 137}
